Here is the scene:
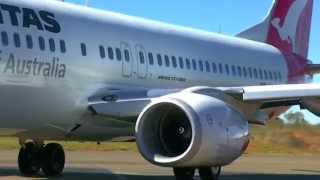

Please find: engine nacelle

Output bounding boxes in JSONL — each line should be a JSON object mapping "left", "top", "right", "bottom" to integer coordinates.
{"left": 301, "top": 98, "right": 320, "bottom": 116}
{"left": 135, "top": 91, "right": 249, "bottom": 167}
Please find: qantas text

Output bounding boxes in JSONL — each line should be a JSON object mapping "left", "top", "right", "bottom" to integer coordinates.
{"left": 0, "top": 3, "right": 61, "bottom": 33}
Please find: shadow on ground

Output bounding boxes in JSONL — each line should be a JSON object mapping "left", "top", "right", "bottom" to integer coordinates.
{"left": 0, "top": 168, "right": 319, "bottom": 180}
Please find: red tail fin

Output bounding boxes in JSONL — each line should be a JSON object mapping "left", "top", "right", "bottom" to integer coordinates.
{"left": 267, "top": 0, "right": 313, "bottom": 58}
{"left": 237, "top": 0, "right": 313, "bottom": 58}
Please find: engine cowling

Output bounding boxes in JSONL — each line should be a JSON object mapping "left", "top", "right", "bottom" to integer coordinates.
{"left": 301, "top": 98, "right": 320, "bottom": 116}
{"left": 135, "top": 91, "right": 249, "bottom": 167}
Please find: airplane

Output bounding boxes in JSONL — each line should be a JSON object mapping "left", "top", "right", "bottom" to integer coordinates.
{"left": 0, "top": 0, "right": 318, "bottom": 179}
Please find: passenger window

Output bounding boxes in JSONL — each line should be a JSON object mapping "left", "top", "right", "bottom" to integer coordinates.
{"left": 172, "top": 56, "right": 177, "bottom": 68}
{"left": 13, "top": 33, "right": 20, "bottom": 48}
{"left": 199, "top": 60, "right": 204, "bottom": 72}
{"left": 232, "top": 65, "right": 236, "bottom": 76}
{"left": 254, "top": 68, "right": 258, "bottom": 79}
{"left": 212, "top": 62, "right": 217, "bottom": 73}
{"left": 278, "top": 72, "right": 282, "bottom": 81}
{"left": 60, "top": 40, "right": 66, "bottom": 53}
{"left": 237, "top": 66, "right": 242, "bottom": 77}
{"left": 243, "top": 67, "right": 247, "bottom": 77}
{"left": 124, "top": 49, "right": 130, "bottom": 62}
{"left": 81, "top": 43, "right": 87, "bottom": 56}
{"left": 165, "top": 55, "right": 170, "bottom": 67}
{"left": 273, "top": 72, "right": 278, "bottom": 80}
{"left": 186, "top": 58, "right": 191, "bottom": 70}
{"left": 179, "top": 57, "right": 184, "bottom": 69}
{"left": 259, "top": 69, "right": 263, "bottom": 79}
{"left": 192, "top": 59, "right": 197, "bottom": 70}
{"left": 205, "top": 61, "right": 211, "bottom": 72}
{"left": 116, "top": 48, "right": 122, "bottom": 61}
{"left": 139, "top": 51, "right": 144, "bottom": 64}
{"left": 148, "top": 52, "right": 154, "bottom": 65}
{"left": 248, "top": 67, "right": 253, "bottom": 78}
{"left": 1, "top": 31, "right": 8, "bottom": 46}
{"left": 49, "top": 38, "right": 55, "bottom": 52}
{"left": 225, "top": 64, "right": 230, "bottom": 75}
{"left": 99, "top": 46, "right": 105, "bottom": 58}
{"left": 157, "top": 54, "right": 162, "bottom": 66}
{"left": 39, "top": 37, "right": 45, "bottom": 51}
{"left": 108, "top": 47, "right": 114, "bottom": 60}
{"left": 218, "top": 63, "right": 223, "bottom": 74}
{"left": 264, "top": 70, "right": 268, "bottom": 80}
{"left": 26, "top": 35, "right": 33, "bottom": 49}
{"left": 269, "top": 71, "right": 273, "bottom": 80}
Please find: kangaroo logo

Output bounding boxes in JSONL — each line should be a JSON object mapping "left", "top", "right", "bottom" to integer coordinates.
{"left": 270, "top": 0, "right": 308, "bottom": 52}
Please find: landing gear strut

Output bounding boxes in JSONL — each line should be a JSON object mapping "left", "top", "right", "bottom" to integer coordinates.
{"left": 173, "top": 166, "right": 222, "bottom": 180}
{"left": 173, "top": 167, "right": 195, "bottom": 180}
{"left": 18, "top": 141, "right": 65, "bottom": 177}
{"left": 199, "top": 166, "right": 222, "bottom": 180}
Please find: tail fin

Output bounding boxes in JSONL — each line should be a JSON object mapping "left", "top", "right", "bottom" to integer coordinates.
{"left": 237, "top": 0, "right": 313, "bottom": 58}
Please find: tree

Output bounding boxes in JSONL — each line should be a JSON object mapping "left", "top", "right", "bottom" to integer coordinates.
{"left": 284, "top": 111, "right": 309, "bottom": 126}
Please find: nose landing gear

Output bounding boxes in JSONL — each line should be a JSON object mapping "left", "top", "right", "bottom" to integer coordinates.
{"left": 18, "top": 141, "right": 65, "bottom": 177}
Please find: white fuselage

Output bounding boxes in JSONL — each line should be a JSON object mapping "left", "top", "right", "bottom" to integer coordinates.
{"left": 0, "top": 0, "right": 299, "bottom": 140}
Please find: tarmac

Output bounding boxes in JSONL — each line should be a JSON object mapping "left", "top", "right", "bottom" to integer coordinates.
{"left": 0, "top": 150, "right": 319, "bottom": 179}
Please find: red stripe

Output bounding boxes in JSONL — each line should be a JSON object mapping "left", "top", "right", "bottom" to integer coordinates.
{"left": 283, "top": 53, "right": 308, "bottom": 81}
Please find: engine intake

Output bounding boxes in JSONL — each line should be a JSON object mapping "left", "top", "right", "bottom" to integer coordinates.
{"left": 135, "top": 92, "right": 249, "bottom": 167}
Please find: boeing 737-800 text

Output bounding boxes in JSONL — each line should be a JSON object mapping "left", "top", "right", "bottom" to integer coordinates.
{"left": 0, "top": 0, "right": 319, "bottom": 179}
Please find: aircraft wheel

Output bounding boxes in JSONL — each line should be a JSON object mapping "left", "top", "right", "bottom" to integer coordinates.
{"left": 199, "top": 166, "right": 222, "bottom": 180}
{"left": 41, "top": 143, "right": 65, "bottom": 176}
{"left": 18, "top": 142, "right": 41, "bottom": 176}
{"left": 173, "top": 167, "right": 195, "bottom": 180}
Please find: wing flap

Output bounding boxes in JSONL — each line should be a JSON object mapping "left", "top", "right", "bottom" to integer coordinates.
{"left": 239, "top": 84, "right": 320, "bottom": 101}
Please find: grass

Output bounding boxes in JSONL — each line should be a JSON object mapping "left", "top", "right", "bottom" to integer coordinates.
{"left": 246, "top": 120, "right": 320, "bottom": 155}
{"left": 0, "top": 119, "right": 319, "bottom": 155}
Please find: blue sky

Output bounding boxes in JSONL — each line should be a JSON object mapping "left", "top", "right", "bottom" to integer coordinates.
{"left": 66, "top": 0, "right": 320, "bottom": 124}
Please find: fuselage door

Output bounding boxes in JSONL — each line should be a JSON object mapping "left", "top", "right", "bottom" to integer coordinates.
{"left": 135, "top": 44, "right": 148, "bottom": 79}
{"left": 121, "top": 42, "right": 133, "bottom": 78}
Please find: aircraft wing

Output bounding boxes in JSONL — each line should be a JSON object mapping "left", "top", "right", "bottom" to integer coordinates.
{"left": 190, "top": 84, "right": 320, "bottom": 123}
{"left": 307, "top": 64, "right": 320, "bottom": 75}
{"left": 88, "top": 84, "right": 320, "bottom": 124}
{"left": 215, "top": 83, "right": 320, "bottom": 102}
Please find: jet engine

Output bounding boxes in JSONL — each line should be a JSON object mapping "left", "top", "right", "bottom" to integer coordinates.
{"left": 135, "top": 91, "right": 249, "bottom": 167}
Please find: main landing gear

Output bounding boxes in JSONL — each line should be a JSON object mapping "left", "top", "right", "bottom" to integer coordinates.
{"left": 174, "top": 166, "right": 222, "bottom": 180}
{"left": 18, "top": 141, "right": 65, "bottom": 177}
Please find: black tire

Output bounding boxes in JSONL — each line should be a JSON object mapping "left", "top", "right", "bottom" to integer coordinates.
{"left": 18, "top": 142, "right": 41, "bottom": 176}
{"left": 199, "top": 166, "right": 222, "bottom": 180}
{"left": 41, "top": 143, "right": 65, "bottom": 177}
{"left": 173, "top": 167, "right": 195, "bottom": 180}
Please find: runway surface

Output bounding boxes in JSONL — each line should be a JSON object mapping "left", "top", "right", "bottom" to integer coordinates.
{"left": 0, "top": 150, "right": 319, "bottom": 179}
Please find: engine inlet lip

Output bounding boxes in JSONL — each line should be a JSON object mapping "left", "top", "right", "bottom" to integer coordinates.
{"left": 135, "top": 98, "right": 202, "bottom": 167}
